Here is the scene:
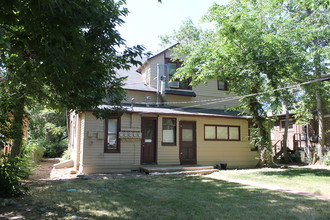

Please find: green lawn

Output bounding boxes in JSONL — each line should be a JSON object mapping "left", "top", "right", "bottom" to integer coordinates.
{"left": 1, "top": 175, "right": 329, "bottom": 219}
{"left": 215, "top": 168, "right": 330, "bottom": 197}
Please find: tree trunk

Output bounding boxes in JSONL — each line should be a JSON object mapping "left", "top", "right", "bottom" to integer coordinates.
{"left": 315, "top": 90, "right": 325, "bottom": 162}
{"left": 10, "top": 95, "right": 26, "bottom": 158}
{"left": 312, "top": 51, "right": 326, "bottom": 164}
{"left": 248, "top": 93, "right": 273, "bottom": 167}
{"left": 282, "top": 103, "right": 290, "bottom": 163}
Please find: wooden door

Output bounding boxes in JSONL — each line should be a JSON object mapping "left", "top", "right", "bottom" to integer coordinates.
{"left": 141, "top": 117, "right": 157, "bottom": 164}
{"left": 179, "top": 121, "right": 196, "bottom": 164}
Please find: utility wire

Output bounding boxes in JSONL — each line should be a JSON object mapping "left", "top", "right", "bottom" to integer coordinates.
{"left": 175, "top": 74, "right": 330, "bottom": 110}
{"left": 130, "top": 47, "right": 329, "bottom": 106}
{"left": 130, "top": 74, "right": 330, "bottom": 108}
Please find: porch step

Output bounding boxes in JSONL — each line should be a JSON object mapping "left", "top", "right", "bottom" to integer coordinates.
{"left": 140, "top": 166, "right": 219, "bottom": 175}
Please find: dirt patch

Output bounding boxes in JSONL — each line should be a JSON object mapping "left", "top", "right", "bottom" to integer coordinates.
{"left": 28, "top": 158, "right": 78, "bottom": 181}
{"left": 27, "top": 158, "right": 144, "bottom": 182}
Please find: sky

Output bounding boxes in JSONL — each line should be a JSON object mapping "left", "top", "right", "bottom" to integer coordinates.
{"left": 118, "top": 0, "right": 229, "bottom": 54}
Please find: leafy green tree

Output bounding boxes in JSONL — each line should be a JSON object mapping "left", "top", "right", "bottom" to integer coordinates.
{"left": 167, "top": 1, "right": 304, "bottom": 166}
{"left": 0, "top": 0, "right": 145, "bottom": 157}
{"left": 270, "top": 0, "right": 330, "bottom": 162}
{"left": 159, "top": 18, "right": 203, "bottom": 49}
{"left": 28, "top": 106, "right": 68, "bottom": 158}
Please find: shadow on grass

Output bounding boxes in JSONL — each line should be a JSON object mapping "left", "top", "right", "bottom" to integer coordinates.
{"left": 4, "top": 175, "right": 330, "bottom": 219}
{"left": 261, "top": 168, "right": 330, "bottom": 177}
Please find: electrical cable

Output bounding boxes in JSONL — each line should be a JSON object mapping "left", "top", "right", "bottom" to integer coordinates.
{"left": 129, "top": 75, "right": 330, "bottom": 108}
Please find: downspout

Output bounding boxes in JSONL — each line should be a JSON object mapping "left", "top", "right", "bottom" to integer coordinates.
{"left": 157, "top": 63, "right": 168, "bottom": 106}
{"left": 156, "top": 64, "right": 161, "bottom": 107}
{"left": 146, "top": 96, "right": 150, "bottom": 107}
{"left": 160, "top": 74, "right": 167, "bottom": 106}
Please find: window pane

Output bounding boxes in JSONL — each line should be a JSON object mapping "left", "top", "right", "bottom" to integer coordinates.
{"left": 205, "top": 126, "right": 216, "bottom": 139}
{"left": 144, "top": 121, "right": 153, "bottom": 143}
{"left": 281, "top": 120, "right": 293, "bottom": 129}
{"left": 108, "top": 119, "right": 118, "bottom": 133}
{"left": 105, "top": 118, "right": 119, "bottom": 152}
{"left": 182, "top": 129, "right": 193, "bottom": 141}
{"left": 163, "top": 130, "right": 174, "bottom": 143}
{"left": 217, "top": 126, "right": 228, "bottom": 139}
{"left": 163, "top": 118, "right": 175, "bottom": 127}
{"left": 229, "top": 127, "right": 239, "bottom": 140}
{"left": 218, "top": 81, "right": 227, "bottom": 90}
{"left": 163, "top": 119, "right": 175, "bottom": 144}
{"left": 107, "top": 134, "right": 117, "bottom": 150}
{"left": 167, "top": 63, "right": 177, "bottom": 77}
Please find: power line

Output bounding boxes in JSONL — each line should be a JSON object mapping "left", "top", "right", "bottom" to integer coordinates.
{"left": 175, "top": 74, "right": 330, "bottom": 109}
{"left": 177, "top": 75, "right": 330, "bottom": 108}
{"left": 130, "top": 48, "right": 329, "bottom": 106}
{"left": 130, "top": 75, "right": 330, "bottom": 108}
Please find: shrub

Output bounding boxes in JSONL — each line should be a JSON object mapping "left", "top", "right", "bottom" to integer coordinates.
{"left": 43, "top": 139, "right": 68, "bottom": 158}
{"left": 23, "top": 141, "right": 44, "bottom": 164}
{"left": 0, "top": 142, "right": 42, "bottom": 198}
{"left": 324, "top": 151, "right": 330, "bottom": 166}
{"left": 0, "top": 156, "right": 29, "bottom": 198}
{"left": 61, "top": 148, "right": 71, "bottom": 160}
{"left": 28, "top": 107, "right": 68, "bottom": 158}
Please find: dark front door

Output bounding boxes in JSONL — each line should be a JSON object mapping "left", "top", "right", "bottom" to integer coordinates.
{"left": 179, "top": 121, "right": 196, "bottom": 164}
{"left": 141, "top": 117, "right": 157, "bottom": 164}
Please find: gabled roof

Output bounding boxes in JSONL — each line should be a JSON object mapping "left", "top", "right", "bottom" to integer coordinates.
{"left": 146, "top": 43, "right": 179, "bottom": 62}
{"left": 137, "top": 43, "right": 179, "bottom": 73}
{"left": 116, "top": 44, "right": 180, "bottom": 93}
{"left": 116, "top": 57, "right": 156, "bottom": 92}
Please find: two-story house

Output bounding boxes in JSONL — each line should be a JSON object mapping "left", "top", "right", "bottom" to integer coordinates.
{"left": 68, "top": 46, "right": 258, "bottom": 174}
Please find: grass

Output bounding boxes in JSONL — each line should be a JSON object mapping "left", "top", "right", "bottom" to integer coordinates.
{"left": 1, "top": 174, "right": 329, "bottom": 219}
{"left": 216, "top": 168, "right": 330, "bottom": 197}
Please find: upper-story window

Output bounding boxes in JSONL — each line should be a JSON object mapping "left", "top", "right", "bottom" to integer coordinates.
{"left": 280, "top": 120, "right": 293, "bottom": 130}
{"left": 218, "top": 80, "right": 228, "bottom": 91}
{"left": 165, "top": 58, "right": 192, "bottom": 90}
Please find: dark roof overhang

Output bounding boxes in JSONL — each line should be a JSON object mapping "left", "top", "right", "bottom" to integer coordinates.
{"left": 165, "top": 89, "right": 196, "bottom": 97}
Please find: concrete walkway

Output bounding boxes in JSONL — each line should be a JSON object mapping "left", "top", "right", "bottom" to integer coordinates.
{"left": 205, "top": 172, "right": 330, "bottom": 202}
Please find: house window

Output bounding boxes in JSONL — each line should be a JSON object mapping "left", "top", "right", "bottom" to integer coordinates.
{"left": 204, "top": 125, "right": 240, "bottom": 141}
{"left": 162, "top": 118, "right": 176, "bottom": 145}
{"left": 165, "top": 58, "right": 192, "bottom": 90}
{"left": 104, "top": 117, "right": 120, "bottom": 153}
{"left": 218, "top": 80, "right": 228, "bottom": 90}
{"left": 281, "top": 120, "right": 293, "bottom": 130}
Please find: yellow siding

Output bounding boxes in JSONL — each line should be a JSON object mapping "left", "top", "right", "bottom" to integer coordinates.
{"left": 144, "top": 53, "right": 240, "bottom": 109}
{"left": 80, "top": 112, "right": 142, "bottom": 174}
{"left": 71, "top": 49, "right": 258, "bottom": 174}
{"left": 157, "top": 115, "right": 258, "bottom": 168}
{"left": 147, "top": 55, "right": 165, "bottom": 89}
{"left": 124, "top": 86, "right": 238, "bottom": 110}
{"left": 193, "top": 79, "right": 239, "bottom": 109}
{"left": 124, "top": 90, "right": 157, "bottom": 104}
{"left": 124, "top": 81, "right": 239, "bottom": 110}
{"left": 140, "top": 62, "right": 150, "bottom": 86}
{"left": 68, "top": 113, "right": 76, "bottom": 164}
{"left": 78, "top": 113, "right": 85, "bottom": 172}
{"left": 77, "top": 111, "right": 257, "bottom": 174}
